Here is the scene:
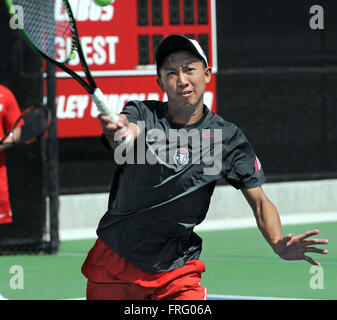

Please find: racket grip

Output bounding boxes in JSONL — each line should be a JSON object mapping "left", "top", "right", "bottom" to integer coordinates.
{"left": 91, "top": 88, "right": 133, "bottom": 145}
{"left": 91, "top": 88, "right": 119, "bottom": 123}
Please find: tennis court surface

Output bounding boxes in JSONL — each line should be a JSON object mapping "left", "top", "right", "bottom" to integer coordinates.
{"left": 0, "top": 221, "right": 335, "bottom": 300}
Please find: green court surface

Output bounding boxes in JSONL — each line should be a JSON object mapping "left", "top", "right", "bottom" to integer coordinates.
{"left": 0, "top": 221, "right": 336, "bottom": 300}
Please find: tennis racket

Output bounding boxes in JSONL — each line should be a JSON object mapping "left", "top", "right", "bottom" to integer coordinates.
{"left": 5, "top": 0, "right": 131, "bottom": 144}
{"left": 0, "top": 105, "right": 50, "bottom": 146}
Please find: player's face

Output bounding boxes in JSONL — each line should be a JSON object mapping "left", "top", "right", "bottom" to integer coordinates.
{"left": 157, "top": 50, "right": 211, "bottom": 111}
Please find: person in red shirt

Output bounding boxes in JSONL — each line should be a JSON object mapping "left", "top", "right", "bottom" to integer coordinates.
{"left": 0, "top": 84, "right": 22, "bottom": 224}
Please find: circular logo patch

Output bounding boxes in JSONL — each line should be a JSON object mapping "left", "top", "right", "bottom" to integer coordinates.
{"left": 174, "top": 148, "right": 189, "bottom": 167}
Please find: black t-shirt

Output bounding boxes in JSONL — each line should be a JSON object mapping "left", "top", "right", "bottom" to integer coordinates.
{"left": 97, "top": 100, "right": 265, "bottom": 273}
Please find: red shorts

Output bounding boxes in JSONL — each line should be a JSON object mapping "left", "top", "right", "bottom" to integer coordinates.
{"left": 81, "top": 238, "right": 207, "bottom": 300}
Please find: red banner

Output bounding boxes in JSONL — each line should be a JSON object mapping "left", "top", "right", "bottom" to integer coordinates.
{"left": 57, "top": 75, "right": 216, "bottom": 137}
{"left": 56, "top": 0, "right": 217, "bottom": 137}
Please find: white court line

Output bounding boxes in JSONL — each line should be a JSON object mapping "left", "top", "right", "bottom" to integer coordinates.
{"left": 195, "top": 212, "right": 337, "bottom": 232}
{"left": 202, "top": 256, "right": 337, "bottom": 266}
{"left": 57, "top": 252, "right": 337, "bottom": 267}
{"left": 60, "top": 212, "right": 337, "bottom": 240}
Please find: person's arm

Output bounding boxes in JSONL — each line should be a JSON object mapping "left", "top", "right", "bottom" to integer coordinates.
{"left": 0, "top": 127, "right": 22, "bottom": 153}
{"left": 241, "top": 186, "right": 328, "bottom": 266}
{"left": 241, "top": 186, "right": 282, "bottom": 248}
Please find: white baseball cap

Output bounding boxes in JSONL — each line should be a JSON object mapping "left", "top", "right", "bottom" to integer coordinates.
{"left": 155, "top": 34, "right": 208, "bottom": 74}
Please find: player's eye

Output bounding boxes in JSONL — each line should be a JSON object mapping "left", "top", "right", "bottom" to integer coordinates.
{"left": 167, "top": 71, "right": 176, "bottom": 76}
{"left": 185, "top": 67, "right": 195, "bottom": 73}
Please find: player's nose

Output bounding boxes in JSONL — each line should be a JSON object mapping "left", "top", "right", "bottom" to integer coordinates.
{"left": 177, "top": 70, "right": 188, "bottom": 87}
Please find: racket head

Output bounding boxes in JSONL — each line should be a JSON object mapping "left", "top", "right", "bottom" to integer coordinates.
{"left": 5, "top": 0, "right": 121, "bottom": 129}
{"left": 5, "top": 0, "right": 77, "bottom": 64}
{"left": 0, "top": 105, "right": 51, "bottom": 146}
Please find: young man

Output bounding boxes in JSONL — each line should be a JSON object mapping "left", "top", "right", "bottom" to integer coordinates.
{"left": 81, "top": 34, "right": 328, "bottom": 300}
{"left": 0, "top": 84, "right": 22, "bottom": 224}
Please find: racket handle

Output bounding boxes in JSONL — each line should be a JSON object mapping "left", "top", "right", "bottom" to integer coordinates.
{"left": 91, "top": 88, "right": 133, "bottom": 145}
{"left": 91, "top": 88, "right": 119, "bottom": 123}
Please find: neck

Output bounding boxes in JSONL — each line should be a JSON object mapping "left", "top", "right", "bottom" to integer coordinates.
{"left": 168, "top": 99, "right": 204, "bottom": 125}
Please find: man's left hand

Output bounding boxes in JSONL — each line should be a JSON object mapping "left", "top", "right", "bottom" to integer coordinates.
{"left": 273, "top": 229, "right": 328, "bottom": 265}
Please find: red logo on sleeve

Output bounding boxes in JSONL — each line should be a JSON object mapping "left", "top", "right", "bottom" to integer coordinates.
{"left": 254, "top": 157, "right": 261, "bottom": 172}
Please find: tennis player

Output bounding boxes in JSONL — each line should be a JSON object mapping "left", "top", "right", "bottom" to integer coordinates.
{"left": 0, "top": 84, "right": 22, "bottom": 224}
{"left": 81, "top": 34, "right": 328, "bottom": 300}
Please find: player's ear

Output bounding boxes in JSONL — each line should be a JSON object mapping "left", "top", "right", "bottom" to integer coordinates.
{"left": 204, "top": 67, "right": 212, "bottom": 84}
{"left": 156, "top": 76, "right": 165, "bottom": 92}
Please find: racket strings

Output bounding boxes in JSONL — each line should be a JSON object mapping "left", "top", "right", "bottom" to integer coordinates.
{"left": 12, "top": 0, "right": 74, "bottom": 63}
{"left": 19, "top": 107, "right": 51, "bottom": 143}
{"left": 0, "top": 106, "right": 50, "bottom": 145}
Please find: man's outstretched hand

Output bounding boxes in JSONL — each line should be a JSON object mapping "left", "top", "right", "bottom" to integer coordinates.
{"left": 273, "top": 229, "right": 328, "bottom": 266}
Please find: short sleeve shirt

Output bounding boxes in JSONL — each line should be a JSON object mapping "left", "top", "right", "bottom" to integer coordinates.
{"left": 97, "top": 100, "right": 265, "bottom": 273}
{"left": 0, "top": 85, "right": 22, "bottom": 219}
{"left": 0, "top": 85, "right": 22, "bottom": 142}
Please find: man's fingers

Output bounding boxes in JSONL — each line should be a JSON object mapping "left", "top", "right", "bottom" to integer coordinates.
{"left": 305, "top": 247, "right": 328, "bottom": 254}
{"left": 114, "top": 127, "right": 130, "bottom": 141}
{"left": 303, "top": 255, "right": 320, "bottom": 266}
{"left": 304, "top": 239, "right": 329, "bottom": 246}
{"left": 98, "top": 114, "right": 125, "bottom": 132}
{"left": 282, "top": 234, "right": 293, "bottom": 246}
{"left": 98, "top": 113, "right": 111, "bottom": 123}
{"left": 296, "top": 229, "right": 321, "bottom": 240}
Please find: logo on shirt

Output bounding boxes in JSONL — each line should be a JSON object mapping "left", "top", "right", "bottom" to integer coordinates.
{"left": 174, "top": 148, "right": 189, "bottom": 167}
{"left": 202, "top": 133, "right": 214, "bottom": 139}
{"left": 254, "top": 156, "right": 262, "bottom": 172}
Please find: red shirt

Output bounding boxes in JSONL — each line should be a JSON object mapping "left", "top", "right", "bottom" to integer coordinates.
{"left": 0, "top": 85, "right": 22, "bottom": 223}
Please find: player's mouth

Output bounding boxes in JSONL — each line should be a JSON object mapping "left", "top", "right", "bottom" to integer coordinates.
{"left": 179, "top": 90, "right": 193, "bottom": 98}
